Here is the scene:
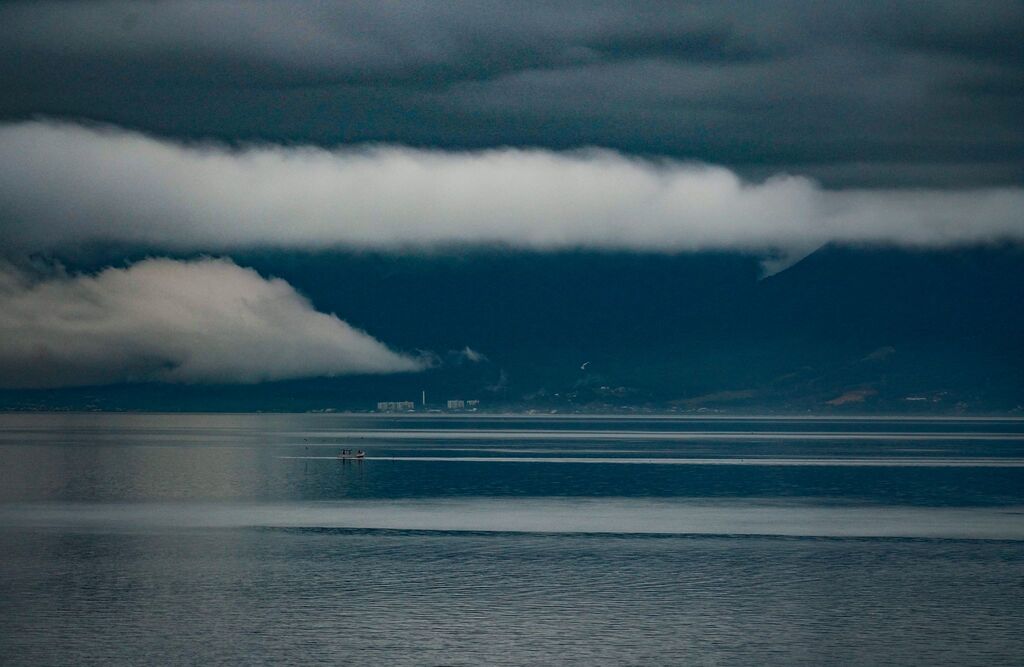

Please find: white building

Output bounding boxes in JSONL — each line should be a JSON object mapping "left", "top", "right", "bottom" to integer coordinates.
{"left": 446, "top": 399, "right": 480, "bottom": 410}
{"left": 377, "top": 401, "right": 415, "bottom": 412}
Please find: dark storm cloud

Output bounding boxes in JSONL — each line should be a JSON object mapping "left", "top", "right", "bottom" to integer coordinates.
{"left": 0, "top": 1, "right": 775, "bottom": 88}
{"left": 865, "top": 2, "right": 1024, "bottom": 65}
{"left": 1, "top": 1, "right": 1020, "bottom": 187}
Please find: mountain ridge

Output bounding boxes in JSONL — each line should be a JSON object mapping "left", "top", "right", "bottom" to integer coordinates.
{"left": 4, "top": 243, "right": 1022, "bottom": 413}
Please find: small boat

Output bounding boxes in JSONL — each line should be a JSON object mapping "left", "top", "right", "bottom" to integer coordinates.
{"left": 337, "top": 450, "right": 366, "bottom": 460}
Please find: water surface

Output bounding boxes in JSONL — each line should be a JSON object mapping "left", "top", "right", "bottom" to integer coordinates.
{"left": 2, "top": 413, "right": 1023, "bottom": 665}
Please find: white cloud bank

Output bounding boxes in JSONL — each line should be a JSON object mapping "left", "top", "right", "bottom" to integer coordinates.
{"left": 0, "top": 258, "right": 424, "bottom": 388}
{"left": 0, "top": 121, "right": 1022, "bottom": 256}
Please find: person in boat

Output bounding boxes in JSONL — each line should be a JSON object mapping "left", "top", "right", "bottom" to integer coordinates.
{"left": 356, "top": 450, "right": 365, "bottom": 458}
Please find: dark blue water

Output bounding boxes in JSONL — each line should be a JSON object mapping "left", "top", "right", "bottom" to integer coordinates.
{"left": 2, "top": 413, "right": 1023, "bottom": 665}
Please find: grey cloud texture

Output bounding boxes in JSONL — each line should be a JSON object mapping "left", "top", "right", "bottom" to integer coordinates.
{"left": 0, "top": 1, "right": 1020, "bottom": 187}
{"left": 4, "top": 1, "right": 1017, "bottom": 82}
{"left": 0, "top": 257, "right": 425, "bottom": 388}
{"left": 1, "top": 121, "right": 1022, "bottom": 256}
{"left": 0, "top": 1, "right": 780, "bottom": 83}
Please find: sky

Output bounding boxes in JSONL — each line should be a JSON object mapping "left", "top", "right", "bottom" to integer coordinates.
{"left": 0, "top": 1, "right": 1022, "bottom": 392}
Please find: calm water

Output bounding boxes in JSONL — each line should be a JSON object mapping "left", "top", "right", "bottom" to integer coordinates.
{"left": 2, "top": 414, "right": 1023, "bottom": 665}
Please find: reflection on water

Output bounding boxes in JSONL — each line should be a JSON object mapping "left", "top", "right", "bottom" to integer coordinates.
{"left": 2, "top": 413, "right": 1024, "bottom": 665}
{"left": 2, "top": 413, "right": 1024, "bottom": 506}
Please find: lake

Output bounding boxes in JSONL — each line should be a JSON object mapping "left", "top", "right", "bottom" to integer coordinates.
{"left": 1, "top": 413, "right": 1023, "bottom": 665}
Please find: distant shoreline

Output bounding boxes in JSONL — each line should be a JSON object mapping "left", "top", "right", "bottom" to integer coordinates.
{"left": 1, "top": 409, "right": 1022, "bottom": 421}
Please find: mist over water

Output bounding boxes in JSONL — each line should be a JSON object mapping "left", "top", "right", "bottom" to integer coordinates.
{"left": 2, "top": 413, "right": 1024, "bottom": 665}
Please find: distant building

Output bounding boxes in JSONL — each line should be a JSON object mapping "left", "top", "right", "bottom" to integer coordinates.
{"left": 377, "top": 401, "right": 415, "bottom": 412}
{"left": 446, "top": 399, "right": 480, "bottom": 410}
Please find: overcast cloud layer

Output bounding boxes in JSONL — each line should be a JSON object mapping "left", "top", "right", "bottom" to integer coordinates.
{"left": 1, "top": 1, "right": 1021, "bottom": 187}
{"left": 0, "top": 121, "right": 1022, "bottom": 257}
{"left": 0, "top": 258, "right": 424, "bottom": 388}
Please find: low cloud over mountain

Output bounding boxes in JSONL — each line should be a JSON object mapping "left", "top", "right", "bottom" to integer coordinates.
{"left": 0, "top": 257, "right": 424, "bottom": 388}
{"left": 2, "top": 121, "right": 1022, "bottom": 258}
